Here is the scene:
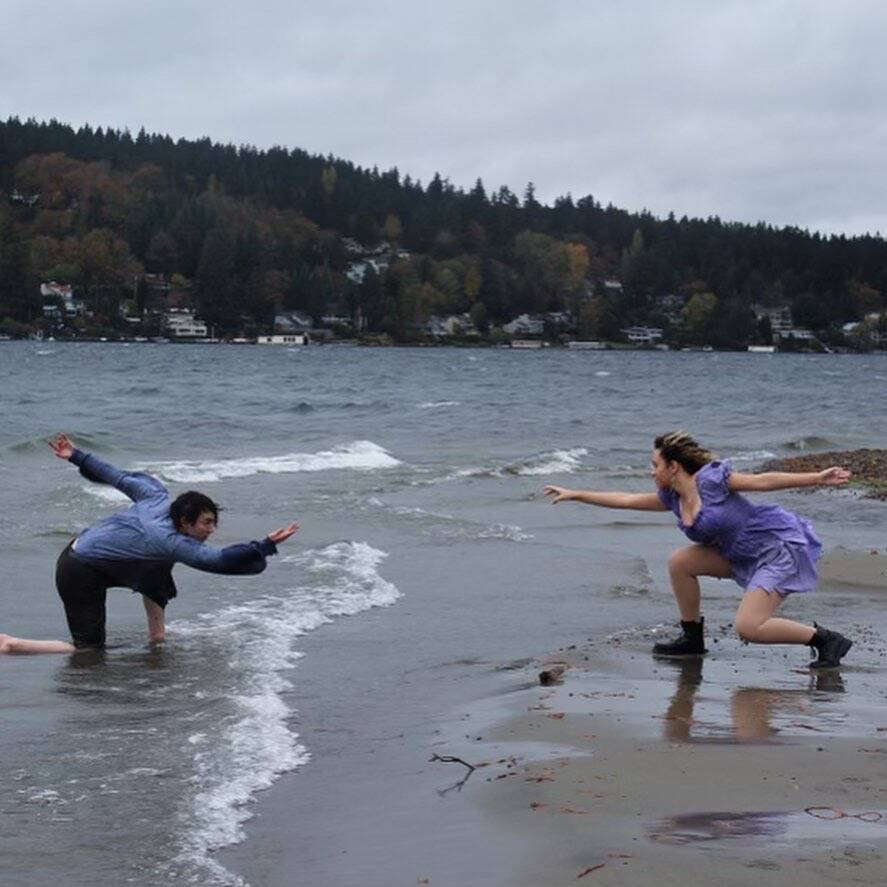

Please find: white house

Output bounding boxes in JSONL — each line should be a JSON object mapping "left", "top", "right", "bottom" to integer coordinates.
{"left": 752, "top": 305, "right": 793, "bottom": 335}
{"left": 425, "top": 314, "right": 479, "bottom": 337}
{"left": 503, "top": 314, "right": 545, "bottom": 336}
{"left": 40, "top": 282, "right": 85, "bottom": 317}
{"left": 622, "top": 325, "right": 663, "bottom": 344}
{"left": 274, "top": 311, "right": 313, "bottom": 333}
{"left": 164, "top": 308, "right": 208, "bottom": 338}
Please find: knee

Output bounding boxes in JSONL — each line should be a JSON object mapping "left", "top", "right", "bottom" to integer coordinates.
{"left": 734, "top": 615, "right": 761, "bottom": 643}
{"left": 667, "top": 547, "right": 693, "bottom": 577}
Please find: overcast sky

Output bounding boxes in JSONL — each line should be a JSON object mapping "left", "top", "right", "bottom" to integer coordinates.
{"left": 3, "top": 1, "right": 885, "bottom": 235}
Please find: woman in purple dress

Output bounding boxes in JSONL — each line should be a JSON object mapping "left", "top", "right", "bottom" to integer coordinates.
{"left": 544, "top": 431, "right": 853, "bottom": 668}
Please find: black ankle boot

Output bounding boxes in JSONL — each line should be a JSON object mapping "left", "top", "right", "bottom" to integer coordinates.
{"left": 653, "top": 618, "right": 707, "bottom": 657}
{"left": 808, "top": 623, "right": 852, "bottom": 669}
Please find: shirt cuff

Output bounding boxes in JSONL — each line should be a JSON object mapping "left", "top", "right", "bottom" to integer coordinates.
{"left": 258, "top": 537, "right": 278, "bottom": 557}
{"left": 69, "top": 448, "right": 88, "bottom": 467}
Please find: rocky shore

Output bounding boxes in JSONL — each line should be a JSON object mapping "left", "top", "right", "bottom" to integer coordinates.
{"left": 762, "top": 449, "right": 887, "bottom": 500}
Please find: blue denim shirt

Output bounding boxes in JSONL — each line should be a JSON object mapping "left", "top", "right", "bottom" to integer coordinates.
{"left": 69, "top": 449, "right": 277, "bottom": 607}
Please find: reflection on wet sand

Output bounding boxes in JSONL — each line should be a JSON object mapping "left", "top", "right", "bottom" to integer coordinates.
{"left": 659, "top": 658, "right": 845, "bottom": 744}
{"left": 648, "top": 807, "right": 887, "bottom": 846}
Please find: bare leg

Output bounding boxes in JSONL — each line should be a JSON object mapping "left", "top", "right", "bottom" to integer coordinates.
{"left": 733, "top": 589, "right": 816, "bottom": 644}
{"left": 0, "top": 633, "right": 76, "bottom": 654}
{"left": 667, "top": 544, "right": 734, "bottom": 621}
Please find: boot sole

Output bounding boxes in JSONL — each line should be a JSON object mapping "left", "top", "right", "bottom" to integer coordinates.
{"left": 810, "top": 637, "right": 853, "bottom": 669}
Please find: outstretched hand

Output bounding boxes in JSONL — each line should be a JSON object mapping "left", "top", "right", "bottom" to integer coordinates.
{"left": 48, "top": 433, "right": 75, "bottom": 460}
{"left": 268, "top": 522, "right": 300, "bottom": 544}
{"left": 543, "top": 485, "right": 574, "bottom": 504}
{"left": 819, "top": 466, "right": 851, "bottom": 486}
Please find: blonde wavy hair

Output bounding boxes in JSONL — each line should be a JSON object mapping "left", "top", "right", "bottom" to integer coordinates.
{"left": 654, "top": 431, "right": 714, "bottom": 475}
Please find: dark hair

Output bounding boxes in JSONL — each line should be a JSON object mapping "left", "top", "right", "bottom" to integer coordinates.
{"left": 654, "top": 431, "right": 714, "bottom": 475}
{"left": 170, "top": 491, "right": 220, "bottom": 529}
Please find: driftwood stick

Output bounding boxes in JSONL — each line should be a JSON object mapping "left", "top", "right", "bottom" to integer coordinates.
{"left": 429, "top": 753, "right": 476, "bottom": 772}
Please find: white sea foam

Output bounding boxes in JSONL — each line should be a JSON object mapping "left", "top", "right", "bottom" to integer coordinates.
{"left": 417, "top": 400, "right": 461, "bottom": 410}
{"left": 415, "top": 447, "right": 588, "bottom": 486}
{"left": 515, "top": 447, "right": 588, "bottom": 476}
{"left": 81, "top": 484, "right": 129, "bottom": 503}
{"left": 366, "top": 498, "right": 533, "bottom": 543}
{"left": 594, "top": 370, "right": 611, "bottom": 377}
{"left": 141, "top": 440, "right": 401, "bottom": 484}
{"left": 166, "top": 541, "right": 400, "bottom": 885}
{"left": 477, "top": 524, "right": 534, "bottom": 542}
{"left": 731, "top": 450, "right": 777, "bottom": 463}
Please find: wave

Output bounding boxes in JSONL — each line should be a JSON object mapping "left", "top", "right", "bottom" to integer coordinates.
{"left": 82, "top": 484, "right": 130, "bottom": 503}
{"left": 120, "top": 385, "right": 161, "bottom": 396}
{"left": 508, "top": 447, "right": 588, "bottom": 476}
{"left": 365, "top": 498, "right": 533, "bottom": 542}
{"left": 476, "top": 523, "right": 534, "bottom": 542}
{"left": 141, "top": 441, "right": 401, "bottom": 483}
{"left": 417, "top": 400, "right": 461, "bottom": 410}
{"left": 730, "top": 449, "right": 778, "bottom": 463}
{"left": 783, "top": 436, "right": 837, "bottom": 451}
{"left": 414, "top": 447, "right": 589, "bottom": 486}
{"left": 167, "top": 541, "right": 400, "bottom": 884}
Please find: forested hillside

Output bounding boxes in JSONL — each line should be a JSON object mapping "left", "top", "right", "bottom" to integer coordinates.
{"left": 1, "top": 116, "right": 885, "bottom": 346}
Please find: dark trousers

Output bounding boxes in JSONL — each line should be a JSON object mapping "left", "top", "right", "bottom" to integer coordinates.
{"left": 55, "top": 543, "right": 108, "bottom": 648}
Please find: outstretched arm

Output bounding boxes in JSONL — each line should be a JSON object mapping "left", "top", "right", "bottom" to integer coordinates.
{"left": 544, "top": 486, "right": 668, "bottom": 511}
{"left": 172, "top": 522, "right": 300, "bottom": 575}
{"left": 49, "top": 433, "right": 167, "bottom": 502}
{"left": 729, "top": 467, "right": 851, "bottom": 493}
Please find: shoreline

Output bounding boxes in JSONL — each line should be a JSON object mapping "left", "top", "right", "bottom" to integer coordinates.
{"left": 5, "top": 337, "right": 887, "bottom": 353}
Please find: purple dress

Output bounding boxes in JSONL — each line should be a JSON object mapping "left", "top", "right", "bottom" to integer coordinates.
{"left": 657, "top": 460, "right": 822, "bottom": 595}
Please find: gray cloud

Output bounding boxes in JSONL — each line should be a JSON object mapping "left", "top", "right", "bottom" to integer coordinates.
{"left": 3, "top": 0, "right": 886, "bottom": 234}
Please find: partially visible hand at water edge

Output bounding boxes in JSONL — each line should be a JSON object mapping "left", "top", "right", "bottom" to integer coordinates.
{"left": 543, "top": 485, "right": 575, "bottom": 504}
{"left": 268, "top": 522, "right": 300, "bottom": 544}
{"left": 48, "top": 433, "right": 75, "bottom": 459}
{"left": 819, "top": 467, "right": 851, "bottom": 486}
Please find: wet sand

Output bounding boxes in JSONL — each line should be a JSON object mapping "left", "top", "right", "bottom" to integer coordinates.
{"left": 469, "top": 637, "right": 887, "bottom": 886}
{"left": 222, "top": 549, "right": 887, "bottom": 886}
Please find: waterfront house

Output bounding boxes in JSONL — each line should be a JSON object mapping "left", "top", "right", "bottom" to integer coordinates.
{"left": 40, "top": 282, "right": 85, "bottom": 317}
{"left": 621, "top": 325, "right": 663, "bottom": 345}
{"left": 274, "top": 311, "right": 313, "bottom": 333}
{"left": 164, "top": 308, "right": 208, "bottom": 338}
{"left": 503, "top": 314, "right": 545, "bottom": 336}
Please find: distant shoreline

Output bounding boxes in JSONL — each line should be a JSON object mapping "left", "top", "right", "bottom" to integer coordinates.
{"left": 4, "top": 336, "right": 887, "bottom": 354}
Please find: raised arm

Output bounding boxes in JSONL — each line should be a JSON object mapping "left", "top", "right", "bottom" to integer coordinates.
{"left": 729, "top": 466, "right": 851, "bottom": 493}
{"left": 50, "top": 433, "right": 167, "bottom": 503}
{"left": 544, "top": 486, "right": 668, "bottom": 511}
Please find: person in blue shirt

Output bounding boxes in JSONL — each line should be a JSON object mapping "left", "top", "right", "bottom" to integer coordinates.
{"left": 0, "top": 434, "right": 299, "bottom": 654}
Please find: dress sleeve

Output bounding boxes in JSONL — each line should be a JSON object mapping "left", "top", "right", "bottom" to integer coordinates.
{"left": 696, "top": 460, "right": 733, "bottom": 504}
{"left": 657, "top": 486, "right": 677, "bottom": 511}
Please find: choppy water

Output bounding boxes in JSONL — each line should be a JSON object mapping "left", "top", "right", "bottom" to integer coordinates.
{"left": 1, "top": 342, "right": 886, "bottom": 886}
